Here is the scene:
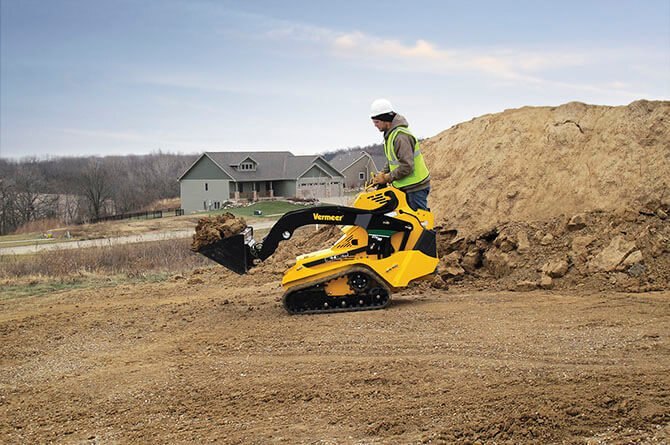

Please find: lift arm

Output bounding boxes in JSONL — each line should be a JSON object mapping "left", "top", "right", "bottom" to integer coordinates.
{"left": 256, "top": 202, "right": 413, "bottom": 261}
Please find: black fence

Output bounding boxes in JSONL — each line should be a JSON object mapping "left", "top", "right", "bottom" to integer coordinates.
{"left": 86, "top": 208, "right": 184, "bottom": 225}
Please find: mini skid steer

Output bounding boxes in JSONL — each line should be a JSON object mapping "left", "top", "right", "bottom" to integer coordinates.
{"left": 197, "top": 185, "right": 438, "bottom": 314}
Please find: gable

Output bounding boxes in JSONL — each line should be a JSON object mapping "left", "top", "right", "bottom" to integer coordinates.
{"left": 299, "top": 164, "right": 331, "bottom": 179}
{"left": 313, "top": 157, "right": 344, "bottom": 178}
{"left": 235, "top": 157, "right": 258, "bottom": 172}
{"left": 179, "top": 154, "right": 233, "bottom": 180}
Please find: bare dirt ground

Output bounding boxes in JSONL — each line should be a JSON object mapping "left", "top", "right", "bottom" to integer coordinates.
{"left": 1, "top": 267, "right": 668, "bottom": 444}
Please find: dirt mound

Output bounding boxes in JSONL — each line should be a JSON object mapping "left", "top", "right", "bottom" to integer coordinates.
{"left": 191, "top": 213, "right": 247, "bottom": 251}
{"left": 434, "top": 206, "right": 670, "bottom": 292}
{"left": 422, "top": 100, "right": 670, "bottom": 234}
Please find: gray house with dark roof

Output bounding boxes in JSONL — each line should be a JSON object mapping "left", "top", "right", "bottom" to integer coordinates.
{"left": 178, "top": 152, "right": 344, "bottom": 213}
{"left": 329, "top": 151, "right": 387, "bottom": 189}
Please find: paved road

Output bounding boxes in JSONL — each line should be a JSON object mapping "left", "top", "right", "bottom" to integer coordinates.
{"left": 0, "top": 221, "right": 277, "bottom": 256}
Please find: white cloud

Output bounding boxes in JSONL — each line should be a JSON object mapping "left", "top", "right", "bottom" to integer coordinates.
{"left": 334, "top": 32, "right": 442, "bottom": 60}
{"left": 327, "top": 31, "right": 585, "bottom": 80}
{"left": 262, "top": 21, "right": 659, "bottom": 98}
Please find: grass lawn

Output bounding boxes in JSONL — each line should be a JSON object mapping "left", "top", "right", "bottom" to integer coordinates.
{"left": 0, "top": 233, "right": 73, "bottom": 249}
{"left": 0, "top": 233, "right": 47, "bottom": 243}
{"left": 0, "top": 238, "right": 68, "bottom": 248}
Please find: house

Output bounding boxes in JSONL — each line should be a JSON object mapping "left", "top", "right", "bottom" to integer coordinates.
{"left": 328, "top": 151, "right": 387, "bottom": 189}
{"left": 178, "top": 151, "right": 345, "bottom": 213}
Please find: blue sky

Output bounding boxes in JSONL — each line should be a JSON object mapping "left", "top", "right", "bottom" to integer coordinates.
{"left": 1, "top": 0, "right": 669, "bottom": 159}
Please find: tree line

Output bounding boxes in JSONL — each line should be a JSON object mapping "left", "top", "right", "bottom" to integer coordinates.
{"left": 0, "top": 144, "right": 385, "bottom": 236}
{"left": 322, "top": 143, "right": 384, "bottom": 161}
{"left": 0, "top": 152, "right": 197, "bottom": 235}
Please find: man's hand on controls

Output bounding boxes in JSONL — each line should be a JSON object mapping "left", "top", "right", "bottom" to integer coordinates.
{"left": 372, "top": 172, "right": 392, "bottom": 185}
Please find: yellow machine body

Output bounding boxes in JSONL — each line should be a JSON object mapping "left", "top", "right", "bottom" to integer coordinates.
{"left": 281, "top": 187, "right": 438, "bottom": 293}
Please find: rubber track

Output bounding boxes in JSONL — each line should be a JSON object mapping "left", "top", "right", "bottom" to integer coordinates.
{"left": 281, "top": 266, "right": 391, "bottom": 315}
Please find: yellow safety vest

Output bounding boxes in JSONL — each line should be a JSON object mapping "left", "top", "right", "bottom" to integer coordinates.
{"left": 384, "top": 126, "right": 430, "bottom": 188}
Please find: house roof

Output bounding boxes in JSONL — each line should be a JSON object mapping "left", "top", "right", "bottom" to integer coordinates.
{"left": 370, "top": 153, "right": 387, "bottom": 172}
{"left": 330, "top": 151, "right": 387, "bottom": 173}
{"left": 178, "top": 151, "right": 344, "bottom": 181}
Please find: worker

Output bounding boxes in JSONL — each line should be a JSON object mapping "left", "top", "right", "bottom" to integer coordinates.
{"left": 370, "top": 98, "right": 431, "bottom": 211}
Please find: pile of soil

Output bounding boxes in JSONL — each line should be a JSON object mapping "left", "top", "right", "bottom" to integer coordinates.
{"left": 422, "top": 100, "right": 670, "bottom": 234}
{"left": 414, "top": 99, "right": 670, "bottom": 291}
{"left": 190, "top": 213, "right": 247, "bottom": 251}
{"left": 433, "top": 205, "right": 670, "bottom": 292}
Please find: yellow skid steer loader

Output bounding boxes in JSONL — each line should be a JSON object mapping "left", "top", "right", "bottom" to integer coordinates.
{"left": 197, "top": 185, "right": 438, "bottom": 314}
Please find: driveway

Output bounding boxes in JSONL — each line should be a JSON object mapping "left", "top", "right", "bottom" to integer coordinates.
{"left": 0, "top": 221, "right": 277, "bottom": 256}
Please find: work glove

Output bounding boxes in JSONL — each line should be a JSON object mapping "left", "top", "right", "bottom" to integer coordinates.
{"left": 372, "top": 172, "right": 392, "bottom": 185}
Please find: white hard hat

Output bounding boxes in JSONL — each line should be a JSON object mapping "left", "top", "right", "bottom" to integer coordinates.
{"left": 370, "top": 98, "right": 394, "bottom": 118}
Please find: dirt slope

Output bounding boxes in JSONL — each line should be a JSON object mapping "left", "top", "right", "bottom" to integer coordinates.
{"left": 1, "top": 272, "right": 669, "bottom": 444}
{"left": 422, "top": 100, "right": 670, "bottom": 233}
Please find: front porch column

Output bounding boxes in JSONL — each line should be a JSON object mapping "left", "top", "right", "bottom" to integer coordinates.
{"left": 233, "top": 182, "right": 241, "bottom": 200}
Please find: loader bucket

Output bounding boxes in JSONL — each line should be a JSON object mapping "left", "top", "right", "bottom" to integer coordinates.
{"left": 197, "top": 227, "right": 256, "bottom": 274}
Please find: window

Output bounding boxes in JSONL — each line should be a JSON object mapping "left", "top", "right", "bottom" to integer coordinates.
{"left": 239, "top": 161, "right": 255, "bottom": 171}
{"left": 204, "top": 182, "right": 208, "bottom": 191}
{"left": 203, "top": 201, "right": 207, "bottom": 210}
{"left": 359, "top": 172, "right": 365, "bottom": 180}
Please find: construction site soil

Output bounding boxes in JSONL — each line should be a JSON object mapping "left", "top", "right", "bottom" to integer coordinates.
{"left": 191, "top": 214, "right": 248, "bottom": 251}
{"left": 1, "top": 100, "right": 669, "bottom": 444}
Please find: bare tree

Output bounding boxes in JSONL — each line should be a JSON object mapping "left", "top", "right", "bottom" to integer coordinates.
{"left": 13, "top": 162, "right": 58, "bottom": 223}
{"left": 133, "top": 151, "right": 187, "bottom": 206}
{"left": 79, "top": 158, "right": 113, "bottom": 220}
{"left": 0, "top": 178, "right": 18, "bottom": 235}
{"left": 59, "top": 193, "right": 82, "bottom": 225}
{"left": 0, "top": 162, "right": 59, "bottom": 233}
{"left": 0, "top": 151, "right": 195, "bottom": 231}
